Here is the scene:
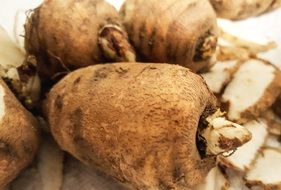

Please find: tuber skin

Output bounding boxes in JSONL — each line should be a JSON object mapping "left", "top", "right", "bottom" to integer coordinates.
{"left": 45, "top": 63, "right": 250, "bottom": 189}
{"left": 0, "top": 79, "right": 39, "bottom": 189}
{"left": 24, "top": 0, "right": 136, "bottom": 81}
{"left": 120, "top": 0, "right": 218, "bottom": 72}
{"left": 209, "top": 0, "right": 281, "bottom": 20}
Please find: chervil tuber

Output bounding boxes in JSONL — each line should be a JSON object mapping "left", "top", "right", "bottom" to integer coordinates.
{"left": 120, "top": 0, "right": 218, "bottom": 72}
{"left": 0, "top": 27, "right": 40, "bottom": 108}
{"left": 0, "top": 79, "right": 39, "bottom": 189}
{"left": 24, "top": 0, "right": 136, "bottom": 81}
{"left": 45, "top": 63, "right": 251, "bottom": 189}
{"left": 209, "top": 0, "right": 281, "bottom": 20}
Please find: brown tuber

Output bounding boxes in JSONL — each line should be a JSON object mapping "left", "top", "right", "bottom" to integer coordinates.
{"left": 209, "top": 0, "right": 281, "bottom": 20}
{"left": 24, "top": 0, "right": 136, "bottom": 81}
{"left": 45, "top": 63, "right": 251, "bottom": 189}
{"left": 0, "top": 79, "right": 39, "bottom": 189}
{"left": 120, "top": 0, "right": 219, "bottom": 72}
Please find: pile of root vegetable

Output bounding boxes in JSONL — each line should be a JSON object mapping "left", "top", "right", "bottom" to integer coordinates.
{"left": 0, "top": 0, "right": 281, "bottom": 190}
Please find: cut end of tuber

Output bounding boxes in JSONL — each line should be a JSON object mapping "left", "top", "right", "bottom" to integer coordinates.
{"left": 198, "top": 109, "right": 252, "bottom": 157}
{"left": 98, "top": 25, "right": 136, "bottom": 62}
{"left": 218, "top": 120, "right": 268, "bottom": 171}
{"left": 194, "top": 33, "right": 218, "bottom": 62}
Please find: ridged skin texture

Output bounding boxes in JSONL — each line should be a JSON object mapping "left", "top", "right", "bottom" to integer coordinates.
{"left": 120, "top": 0, "right": 218, "bottom": 72}
{"left": 0, "top": 80, "right": 39, "bottom": 189}
{"left": 46, "top": 63, "right": 217, "bottom": 189}
{"left": 25, "top": 0, "right": 131, "bottom": 80}
{"left": 210, "top": 0, "right": 281, "bottom": 20}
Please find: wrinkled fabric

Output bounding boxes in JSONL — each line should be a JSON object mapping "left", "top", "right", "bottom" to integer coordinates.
{"left": 9, "top": 155, "right": 125, "bottom": 190}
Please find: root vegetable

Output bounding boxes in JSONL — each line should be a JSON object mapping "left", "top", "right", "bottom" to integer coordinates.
{"left": 201, "top": 60, "right": 240, "bottom": 94}
{"left": 0, "top": 79, "right": 39, "bottom": 189}
{"left": 221, "top": 59, "right": 281, "bottom": 123}
{"left": 24, "top": 0, "right": 136, "bottom": 81}
{"left": 45, "top": 63, "right": 250, "bottom": 189}
{"left": 0, "top": 27, "right": 40, "bottom": 108}
{"left": 120, "top": 0, "right": 218, "bottom": 72}
{"left": 218, "top": 120, "right": 268, "bottom": 171}
{"left": 209, "top": 0, "right": 281, "bottom": 20}
{"left": 245, "top": 148, "right": 281, "bottom": 189}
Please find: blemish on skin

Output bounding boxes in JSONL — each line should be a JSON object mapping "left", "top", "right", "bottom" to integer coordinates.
{"left": 55, "top": 95, "right": 63, "bottom": 111}
{"left": 73, "top": 77, "right": 81, "bottom": 85}
{"left": 0, "top": 85, "right": 5, "bottom": 122}
{"left": 93, "top": 67, "right": 111, "bottom": 81}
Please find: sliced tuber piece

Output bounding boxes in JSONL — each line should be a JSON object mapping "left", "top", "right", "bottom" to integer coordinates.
{"left": 245, "top": 148, "right": 281, "bottom": 189}
{"left": 263, "top": 109, "right": 281, "bottom": 136}
{"left": 222, "top": 59, "right": 281, "bottom": 123}
{"left": 0, "top": 27, "right": 40, "bottom": 109}
{"left": 37, "top": 135, "right": 64, "bottom": 190}
{"left": 194, "top": 166, "right": 229, "bottom": 190}
{"left": 209, "top": 0, "right": 281, "bottom": 20}
{"left": 218, "top": 120, "right": 268, "bottom": 171}
{"left": 120, "top": 0, "right": 218, "bottom": 72}
{"left": 201, "top": 60, "right": 240, "bottom": 94}
{"left": 45, "top": 63, "right": 250, "bottom": 189}
{"left": 25, "top": 0, "right": 135, "bottom": 81}
{"left": 0, "top": 79, "right": 39, "bottom": 189}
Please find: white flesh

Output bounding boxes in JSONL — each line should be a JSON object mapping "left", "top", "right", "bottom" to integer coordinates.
{"left": 202, "top": 60, "right": 238, "bottom": 94}
{"left": 222, "top": 59, "right": 275, "bottom": 121}
{"left": 265, "top": 135, "right": 281, "bottom": 149}
{"left": 194, "top": 167, "right": 229, "bottom": 190}
{"left": 0, "top": 85, "right": 5, "bottom": 122}
{"left": 246, "top": 148, "right": 281, "bottom": 186}
{"left": 219, "top": 120, "right": 268, "bottom": 171}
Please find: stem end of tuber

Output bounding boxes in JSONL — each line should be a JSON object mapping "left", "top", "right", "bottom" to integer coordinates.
{"left": 98, "top": 25, "right": 136, "bottom": 63}
{"left": 201, "top": 110, "right": 252, "bottom": 156}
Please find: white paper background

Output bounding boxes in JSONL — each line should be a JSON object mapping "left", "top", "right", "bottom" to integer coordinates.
{"left": 0, "top": 0, "right": 280, "bottom": 67}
